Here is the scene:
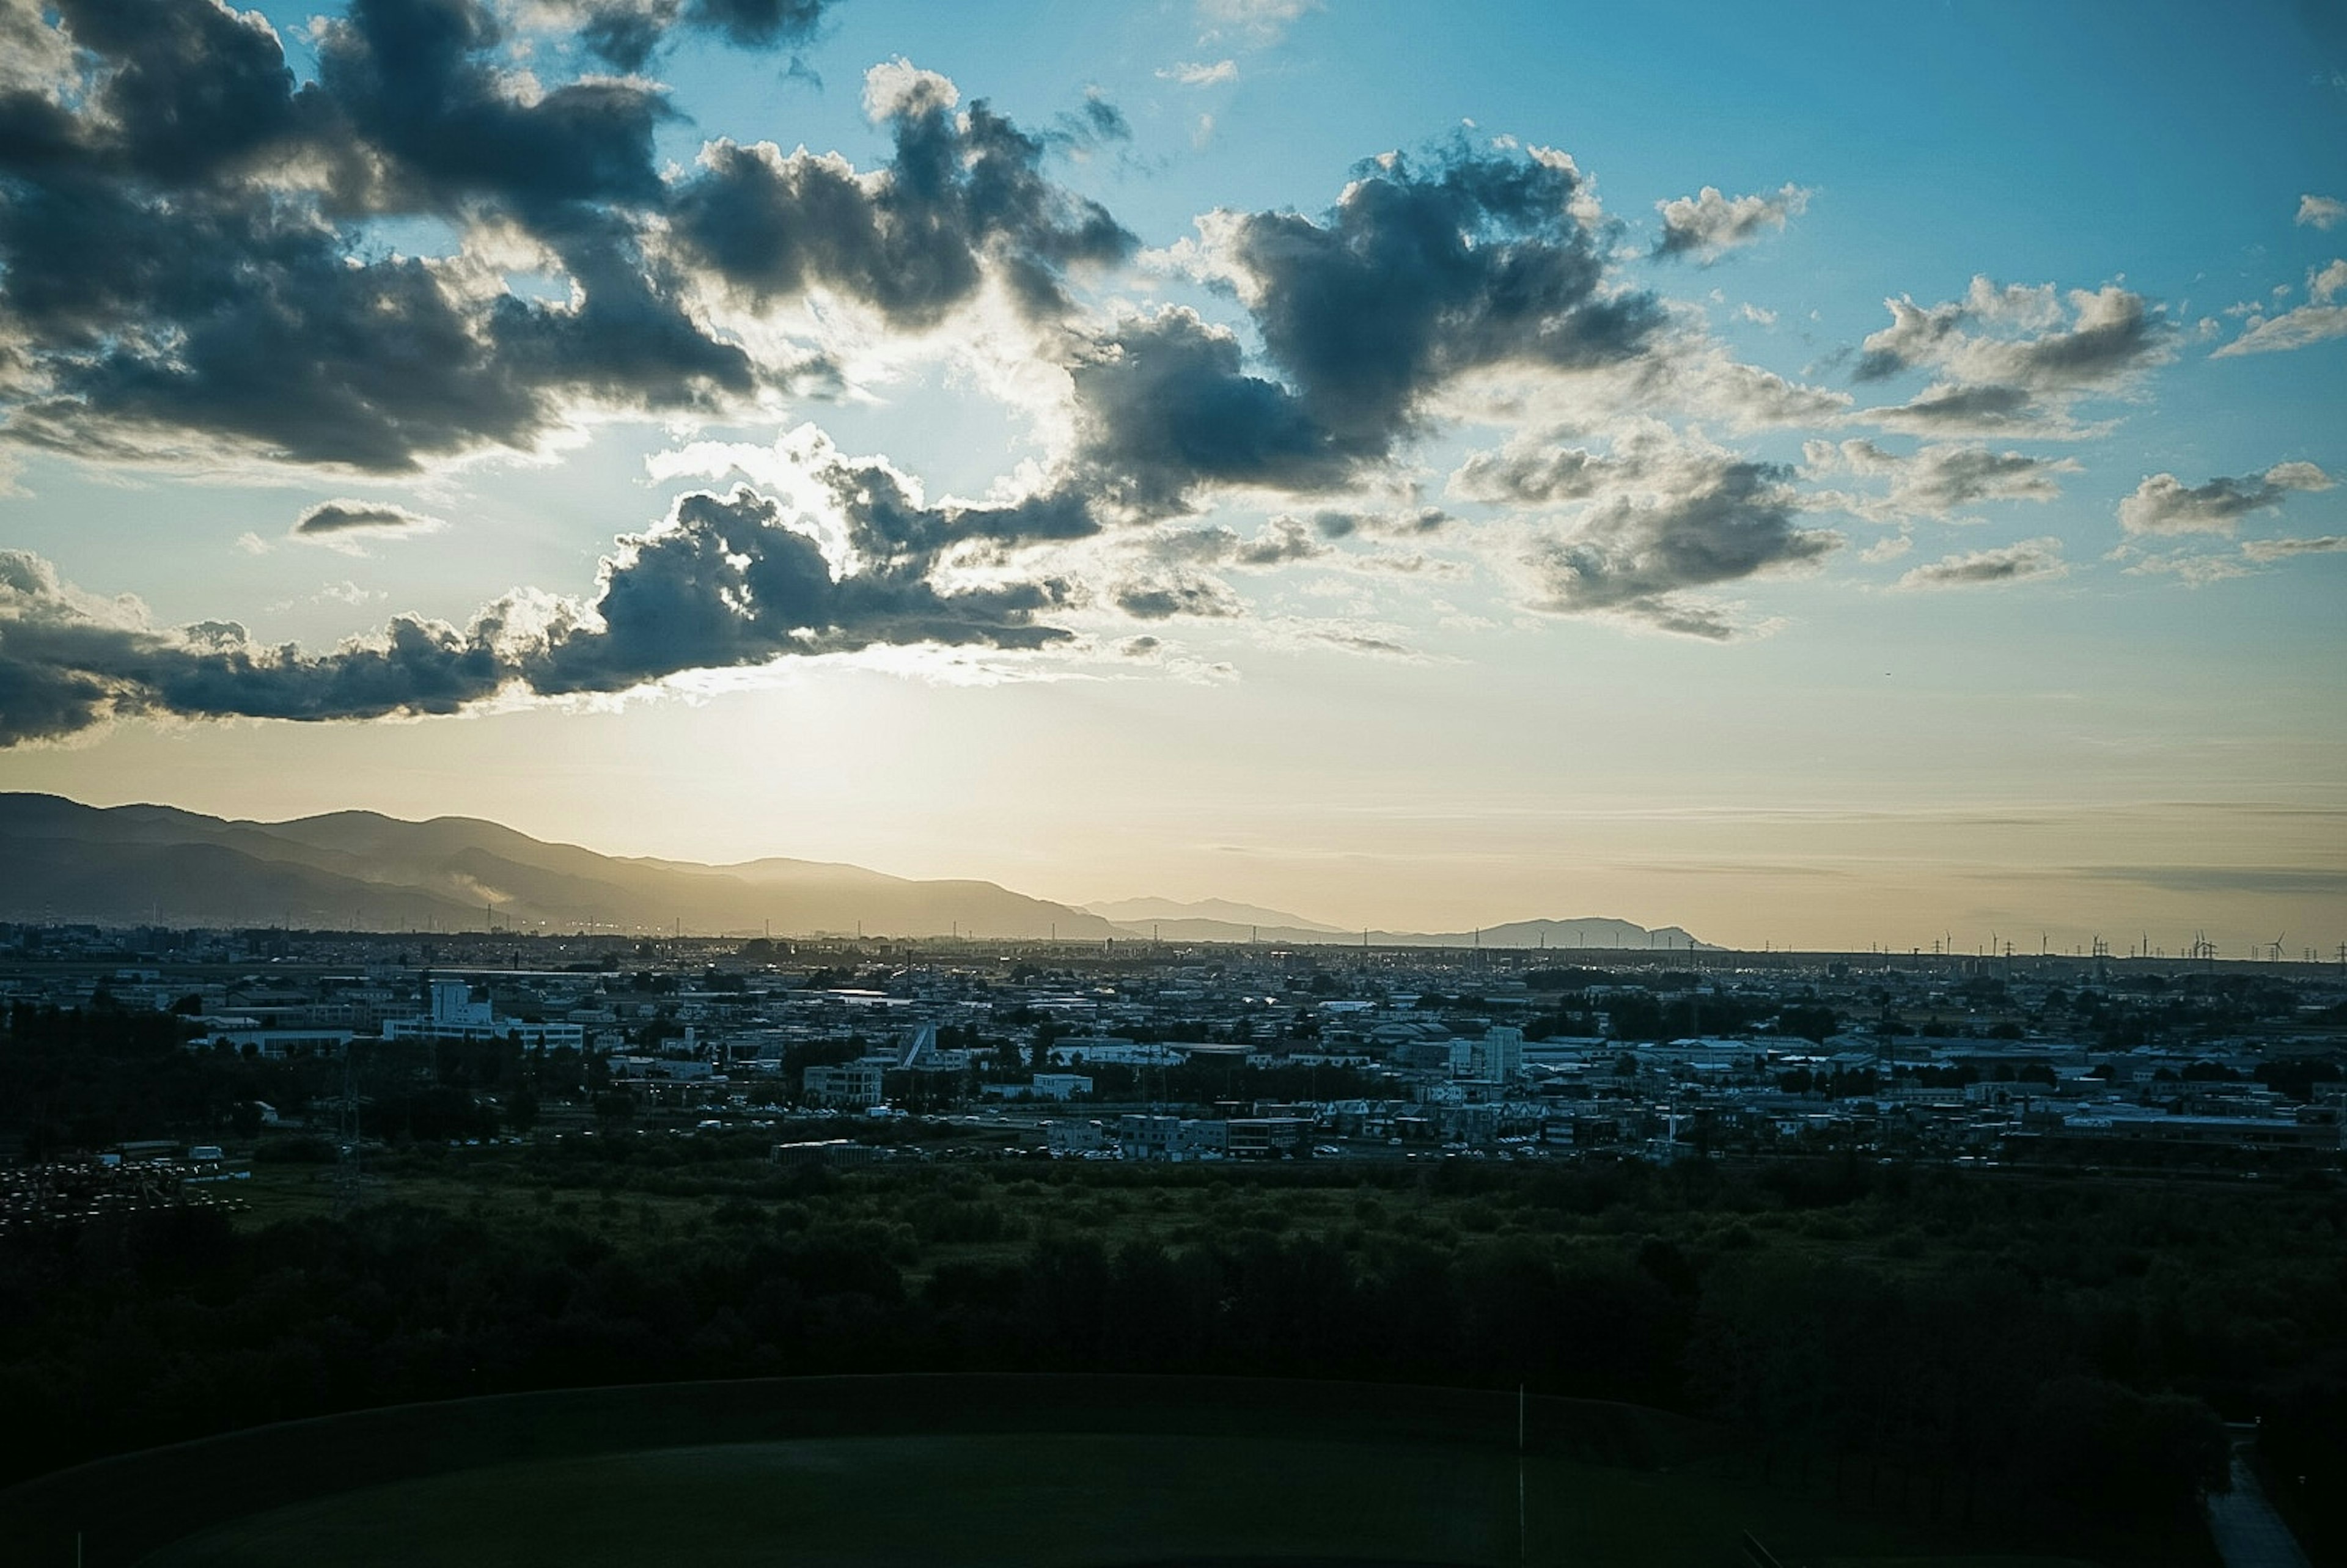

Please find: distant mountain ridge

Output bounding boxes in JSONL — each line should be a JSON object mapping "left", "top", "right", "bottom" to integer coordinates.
{"left": 1083, "top": 896, "right": 1350, "bottom": 934}
{"left": 0, "top": 794, "right": 1120, "bottom": 940}
{"left": 0, "top": 794, "right": 1712, "bottom": 948}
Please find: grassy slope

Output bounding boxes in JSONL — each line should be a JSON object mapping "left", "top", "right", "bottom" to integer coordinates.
{"left": 144, "top": 1433, "right": 2074, "bottom": 1568}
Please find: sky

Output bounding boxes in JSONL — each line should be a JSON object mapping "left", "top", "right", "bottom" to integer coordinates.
{"left": 0, "top": 0, "right": 2343, "bottom": 953}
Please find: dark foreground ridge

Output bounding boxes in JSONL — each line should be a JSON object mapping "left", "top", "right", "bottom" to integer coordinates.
{"left": 0, "top": 1374, "right": 1706, "bottom": 1567}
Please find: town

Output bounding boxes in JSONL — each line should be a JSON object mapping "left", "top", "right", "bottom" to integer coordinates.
{"left": 4, "top": 920, "right": 2341, "bottom": 1193}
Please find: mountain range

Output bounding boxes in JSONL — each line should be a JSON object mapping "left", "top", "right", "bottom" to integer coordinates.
{"left": 0, "top": 794, "right": 1710, "bottom": 949}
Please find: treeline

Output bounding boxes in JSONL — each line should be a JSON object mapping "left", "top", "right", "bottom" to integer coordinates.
{"left": 5, "top": 1156, "right": 2338, "bottom": 1559}
{"left": 0, "top": 1002, "right": 271, "bottom": 1156}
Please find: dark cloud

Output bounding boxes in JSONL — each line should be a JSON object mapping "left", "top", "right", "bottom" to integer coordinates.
{"left": 2119, "top": 463, "right": 2332, "bottom": 537}
{"left": 1111, "top": 573, "right": 1243, "bottom": 621}
{"left": 0, "top": 549, "right": 510, "bottom": 743}
{"left": 1151, "top": 516, "right": 1326, "bottom": 568}
{"left": 317, "top": 0, "right": 672, "bottom": 211}
{"left": 527, "top": 486, "right": 1070, "bottom": 694}
{"left": 1057, "top": 144, "right": 1664, "bottom": 517}
{"left": 45, "top": 0, "right": 308, "bottom": 185}
{"left": 1216, "top": 144, "right": 1663, "bottom": 451}
{"left": 1523, "top": 455, "right": 1836, "bottom": 637}
{"left": 1851, "top": 279, "right": 2168, "bottom": 437}
{"left": 0, "top": 0, "right": 776, "bottom": 470}
{"left": 294, "top": 500, "right": 448, "bottom": 538}
{"left": 1893, "top": 538, "right": 2066, "bottom": 589}
{"left": 670, "top": 75, "right": 1133, "bottom": 328}
{"left": 1051, "top": 92, "right": 1133, "bottom": 152}
{"left": 0, "top": 464, "right": 1083, "bottom": 743}
{"left": 1854, "top": 299, "right": 1966, "bottom": 383}
{"left": 2, "top": 7, "right": 1131, "bottom": 471}
{"left": 576, "top": 0, "right": 828, "bottom": 71}
{"left": 1451, "top": 442, "right": 1612, "bottom": 506}
{"left": 1861, "top": 382, "right": 2042, "bottom": 434}
{"left": 1307, "top": 505, "right": 1450, "bottom": 538}
{"left": 1066, "top": 308, "right": 1356, "bottom": 513}
{"left": 1801, "top": 438, "right": 2074, "bottom": 519}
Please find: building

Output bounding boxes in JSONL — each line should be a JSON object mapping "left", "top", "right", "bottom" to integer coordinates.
{"left": 803, "top": 1058, "right": 889, "bottom": 1108}
{"left": 1226, "top": 1116, "right": 1308, "bottom": 1157}
{"left": 384, "top": 979, "right": 584, "bottom": 1050}
{"left": 1116, "top": 1114, "right": 1229, "bottom": 1160}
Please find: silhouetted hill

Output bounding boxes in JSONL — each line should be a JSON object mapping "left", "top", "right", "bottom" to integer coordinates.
{"left": 0, "top": 795, "right": 1117, "bottom": 939}
{"left": 0, "top": 795, "right": 1713, "bottom": 948}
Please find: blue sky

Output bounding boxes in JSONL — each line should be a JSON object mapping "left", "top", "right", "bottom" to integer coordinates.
{"left": 0, "top": 0, "right": 2341, "bottom": 950}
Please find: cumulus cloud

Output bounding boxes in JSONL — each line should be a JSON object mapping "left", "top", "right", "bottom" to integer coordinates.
{"left": 1515, "top": 438, "right": 1837, "bottom": 637}
{"left": 0, "top": 427, "right": 1104, "bottom": 744}
{"left": 1451, "top": 441, "right": 1617, "bottom": 507}
{"left": 2117, "top": 461, "right": 2332, "bottom": 537}
{"left": 1151, "top": 516, "right": 1329, "bottom": 568}
{"left": 669, "top": 67, "right": 1134, "bottom": 331}
{"left": 1064, "top": 141, "right": 1671, "bottom": 518}
{"left": 0, "top": 0, "right": 779, "bottom": 470}
{"left": 2298, "top": 194, "right": 2346, "bottom": 230}
{"left": 1800, "top": 438, "right": 2076, "bottom": 521}
{"left": 1111, "top": 573, "right": 1244, "bottom": 620}
{"left": 1852, "top": 276, "right": 2169, "bottom": 436}
{"left": 1065, "top": 306, "right": 1362, "bottom": 513}
{"left": 1893, "top": 538, "right": 2066, "bottom": 590}
{"left": 570, "top": 0, "right": 828, "bottom": 71}
{"left": 1208, "top": 145, "right": 1662, "bottom": 445}
{"left": 2213, "top": 260, "right": 2347, "bottom": 357}
{"left": 0, "top": 4, "right": 1134, "bottom": 472}
{"left": 1653, "top": 183, "right": 1811, "bottom": 260}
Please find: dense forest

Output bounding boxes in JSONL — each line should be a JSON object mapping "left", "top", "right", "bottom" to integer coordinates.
{"left": 4, "top": 1000, "right": 2343, "bottom": 1563}
{"left": 2, "top": 1144, "right": 2341, "bottom": 1560}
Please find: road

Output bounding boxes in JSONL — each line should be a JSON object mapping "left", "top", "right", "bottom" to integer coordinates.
{"left": 2206, "top": 1438, "right": 2312, "bottom": 1568}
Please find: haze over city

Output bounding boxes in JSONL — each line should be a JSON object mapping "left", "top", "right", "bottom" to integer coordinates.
{"left": 0, "top": 0, "right": 2341, "bottom": 953}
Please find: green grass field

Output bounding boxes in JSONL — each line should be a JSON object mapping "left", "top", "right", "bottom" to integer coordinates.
{"left": 141, "top": 1432, "right": 2083, "bottom": 1568}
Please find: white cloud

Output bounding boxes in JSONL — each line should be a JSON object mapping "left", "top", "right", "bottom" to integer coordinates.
{"left": 861, "top": 58, "right": 959, "bottom": 123}
{"left": 1853, "top": 277, "right": 2169, "bottom": 438}
{"left": 1802, "top": 438, "right": 2077, "bottom": 521}
{"left": 1653, "top": 183, "right": 1812, "bottom": 260}
{"left": 2117, "top": 461, "right": 2332, "bottom": 537}
{"left": 1158, "top": 59, "right": 1238, "bottom": 86}
{"left": 1894, "top": 538, "right": 2066, "bottom": 590}
{"left": 2241, "top": 534, "right": 2347, "bottom": 562}
{"left": 2214, "top": 259, "right": 2347, "bottom": 357}
{"left": 2297, "top": 194, "right": 2346, "bottom": 230}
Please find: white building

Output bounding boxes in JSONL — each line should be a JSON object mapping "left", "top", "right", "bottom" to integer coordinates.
{"left": 803, "top": 1058, "right": 890, "bottom": 1108}
{"left": 384, "top": 979, "right": 585, "bottom": 1050}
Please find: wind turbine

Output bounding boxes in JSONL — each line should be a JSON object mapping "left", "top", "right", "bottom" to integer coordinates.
{"left": 2269, "top": 933, "right": 2287, "bottom": 963}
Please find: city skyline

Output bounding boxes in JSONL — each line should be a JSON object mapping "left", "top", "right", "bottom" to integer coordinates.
{"left": 1, "top": 0, "right": 2342, "bottom": 951}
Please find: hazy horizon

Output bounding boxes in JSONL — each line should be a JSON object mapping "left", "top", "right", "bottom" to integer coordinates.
{"left": 0, "top": 0, "right": 2341, "bottom": 954}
